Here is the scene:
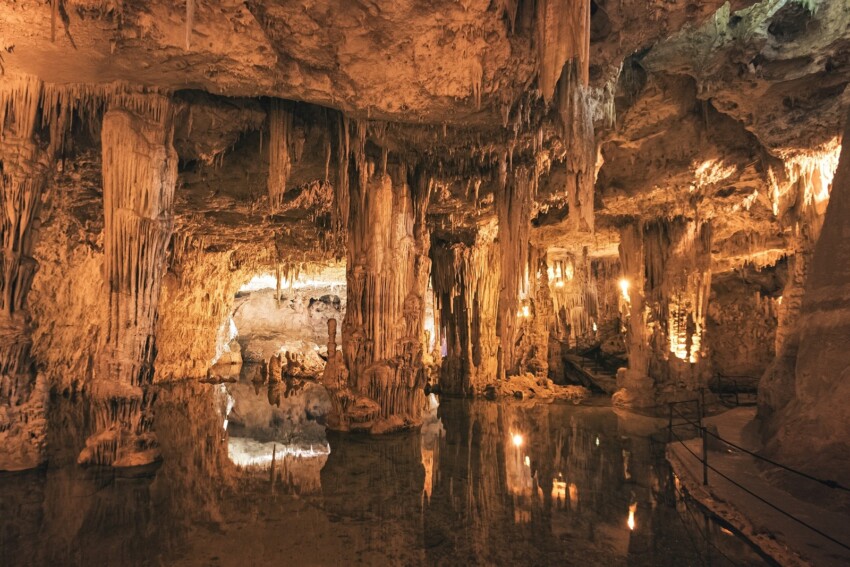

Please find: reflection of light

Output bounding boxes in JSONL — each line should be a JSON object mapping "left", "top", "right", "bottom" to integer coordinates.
{"left": 512, "top": 433, "right": 524, "bottom": 447}
{"left": 569, "top": 483, "right": 579, "bottom": 507}
{"left": 227, "top": 437, "right": 330, "bottom": 468}
{"left": 592, "top": 321, "right": 597, "bottom": 332}
{"left": 595, "top": 436, "right": 600, "bottom": 447}
{"left": 619, "top": 278, "right": 630, "bottom": 301}
{"left": 524, "top": 455, "right": 530, "bottom": 467}
{"left": 552, "top": 479, "right": 567, "bottom": 500}
{"left": 628, "top": 503, "right": 637, "bottom": 531}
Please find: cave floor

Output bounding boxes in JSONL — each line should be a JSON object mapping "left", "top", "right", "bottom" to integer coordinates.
{"left": 668, "top": 407, "right": 850, "bottom": 567}
{"left": 0, "top": 384, "right": 769, "bottom": 566}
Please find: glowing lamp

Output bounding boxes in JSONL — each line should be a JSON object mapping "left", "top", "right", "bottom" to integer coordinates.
{"left": 512, "top": 433, "right": 524, "bottom": 447}
{"left": 628, "top": 503, "right": 637, "bottom": 531}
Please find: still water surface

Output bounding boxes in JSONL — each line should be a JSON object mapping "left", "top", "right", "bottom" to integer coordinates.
{"left": 0, "top": 381, "right": 767, "bottom": 566}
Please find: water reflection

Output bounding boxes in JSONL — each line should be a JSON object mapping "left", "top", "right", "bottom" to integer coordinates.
{"left": 0, "top": 382, "right": 767, "bottom": 566}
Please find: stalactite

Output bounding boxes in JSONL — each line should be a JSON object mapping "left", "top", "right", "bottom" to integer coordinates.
{"left": 267, "top": 99, "right": 292, "bottom": 212}
{"left": 535, "top": 0, "right": 590, "bottom": 103}
{"left": 334, "top": 113, "right": 350, "bottom": 234}
{"left": 79, "top": 93, "right": 178, "bottom": 467}
{"left": 557, "top": 63, "right": 596, "bottom": 233}
{"left": 185, "top": 0, "right": 195, "bottom": 50}
{"left": 547, "top": 249, "right": 599, "bottom": 347}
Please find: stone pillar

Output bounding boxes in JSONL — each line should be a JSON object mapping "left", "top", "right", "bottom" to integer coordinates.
{"left": 0, "top": 75, "right": 50, "bottom": 471}
{"left": 324, "top": 163, "right": 430, "bottom": 433}
{"left": 79, "top": 94, "right": 178, "bottom": 467}
{"left": 768, "top": 112, "right": 850, "bottom": 484}
{"left": 615, "top": 218, "right": 712, "bottom": 407}
{"left": 614, "top": 221, "right": 652, "bottom": 407}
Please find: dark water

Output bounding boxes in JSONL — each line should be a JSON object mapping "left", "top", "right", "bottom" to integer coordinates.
{"left": 0, "top": 382, "right": 768, "bottom": 566}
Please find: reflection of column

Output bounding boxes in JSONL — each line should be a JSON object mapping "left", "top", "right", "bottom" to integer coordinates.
{"left": 321, "top": 430, "right": 425, "bottom": 563}
{"left": 0, "top": 75, "right": 51, "bottom": 470}
{"left": 80, "top": 95, "right": 178, "bottom": 467}
{"left": 423, "top": 401, "right": 509, "bottom": 563}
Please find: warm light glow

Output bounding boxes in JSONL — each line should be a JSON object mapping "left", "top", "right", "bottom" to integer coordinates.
{"left": 227, "top": 438, "right": 331, "bottom": 468}
{"left": 512, "top": 433, "right": 524, "bottom": 447}
{"left": 552, "top": 479, "right": 567, "bottom": 501}
{"left": 518, "top": 305, "right": 530, "bottom": 318}
{"left": 555, "top": 280, "right": 565, "bottom": 288}
{"left": 628, "top": 503, "right": 637, "bottom": 531}
{"left": 569, "top": 483, "right": 579, "bottom": 507}
{"left": 592, "top": 321, "right": 598, "bottom": 332}
{"left": 619, "top": 278, "right": 630, "bottom": 301}
{"left": 524, "top": 455, "right": 530, "bottom": 467}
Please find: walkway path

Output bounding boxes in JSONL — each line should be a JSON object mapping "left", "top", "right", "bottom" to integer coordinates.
{"left": 667, "top": 407, "right": 850, "bottom": 567}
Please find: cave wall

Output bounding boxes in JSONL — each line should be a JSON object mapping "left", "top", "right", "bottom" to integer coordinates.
{"left": 764, "top": 111, "right": 850, "bottom": 486}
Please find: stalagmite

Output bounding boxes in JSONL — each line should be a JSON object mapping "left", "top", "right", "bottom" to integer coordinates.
{"left": 763, "top": 112, "right": 850, "bottom": 484}
{"left": 79, "top": 93, "right": 178, "bottom": 467}
{"left": 0, "top": 75, "right": 51, "bottom": 471}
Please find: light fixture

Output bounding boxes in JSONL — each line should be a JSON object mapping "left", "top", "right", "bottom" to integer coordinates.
{"left": 512, "top": 433, "right": 524, "bottom": 447}
{"left": 619, "top": 278, "right": 630, "bottom": 300}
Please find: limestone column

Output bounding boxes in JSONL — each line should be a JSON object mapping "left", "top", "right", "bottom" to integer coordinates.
{"left": 325, "top": 162, "right": 431, "bottom": 433}
{"left": 615, "top": 221, "right": 652, "bottom": 407}
{"left": 0, "top": 75, "right": 50, "bottom": 470}
{"left": 79, "top": 94, "right": 178, "bottom": 466}
{"left": 615, "top": 218, "right": 712, "bottom": 407}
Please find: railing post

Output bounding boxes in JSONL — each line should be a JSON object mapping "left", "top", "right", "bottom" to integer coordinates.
{"left": 668, "top": 404, "right": 673, "bottom": 443}
{"left": 699, "top": 388, "right": 706, "bottom": 433}
{"left": 702, "top": 428, "right": 709, "bottom": 486}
